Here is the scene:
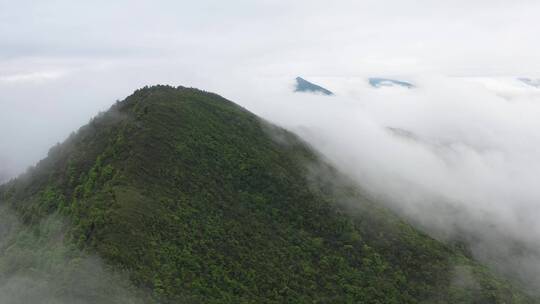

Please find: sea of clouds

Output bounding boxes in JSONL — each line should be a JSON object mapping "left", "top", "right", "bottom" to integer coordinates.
{"left": 235, "top": 75, "right": 540, "bottom": 291}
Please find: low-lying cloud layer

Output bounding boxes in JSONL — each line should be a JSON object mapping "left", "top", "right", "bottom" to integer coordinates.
{"left": 236, "top": 75, "right": 540, "bottom": 292}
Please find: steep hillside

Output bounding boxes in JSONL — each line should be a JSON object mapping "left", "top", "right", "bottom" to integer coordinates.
{"left": 0, "top": 85, "right": 534, "bottom": 303}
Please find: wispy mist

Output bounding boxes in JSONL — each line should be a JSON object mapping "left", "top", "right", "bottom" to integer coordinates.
{"left": 235, "top": 75, "right": 540, "bottom": 292}
{"left": 0, "top": 207, "right": 147, "bottom": 304}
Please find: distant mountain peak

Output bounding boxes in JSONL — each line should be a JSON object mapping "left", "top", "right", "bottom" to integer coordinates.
{"left": 369, "top": 77, "right": 414, "bottom": 89}
{"left": 294, "top": 77, "right": 334, "bottom": 95}
{"left": 518, "top": 77, "right": 540, "bottom": 88}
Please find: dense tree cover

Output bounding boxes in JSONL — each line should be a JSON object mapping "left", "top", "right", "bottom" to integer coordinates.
{"left": 0, "top": 85, "right": 536, "bottom": 303}
{"left": 0, "top": 207, "right": 147, "bottom": 304}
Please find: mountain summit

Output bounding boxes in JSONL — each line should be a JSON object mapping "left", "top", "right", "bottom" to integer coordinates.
{"left": 0, "top": 85, "right": 534, "bottom": 303}
{"left": 294, "top": 77, "right": 334, "bottom": 95}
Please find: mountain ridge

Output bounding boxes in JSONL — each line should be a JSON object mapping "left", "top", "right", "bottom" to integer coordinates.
{"left": 294, "top": 77, "right": 334, "bottom": 95}
{"left": 0, "top": 85, "right": 535, "bottom": 303}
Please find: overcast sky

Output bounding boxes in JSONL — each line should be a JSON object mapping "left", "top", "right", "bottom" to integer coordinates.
{"left": 1, "top": 0, "right": 540, "bottom": 178}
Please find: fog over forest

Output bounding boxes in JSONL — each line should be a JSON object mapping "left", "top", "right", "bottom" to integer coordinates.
{"left": 2, "top": 0, "right": 540, "bottom": 301}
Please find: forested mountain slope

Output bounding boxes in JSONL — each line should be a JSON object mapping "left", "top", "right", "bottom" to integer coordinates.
{"left": 0, "top": 85, "right": 534, "bottom": 303}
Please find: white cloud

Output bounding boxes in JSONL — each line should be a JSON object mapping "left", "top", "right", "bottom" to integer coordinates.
{"left": 0, "top": 70, "right": 67, "bottom": 83}
{"left": 233, "top": 74, "right": 540, "bottom": 291}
